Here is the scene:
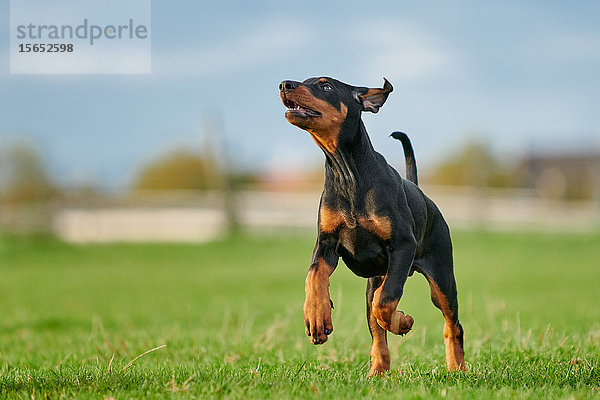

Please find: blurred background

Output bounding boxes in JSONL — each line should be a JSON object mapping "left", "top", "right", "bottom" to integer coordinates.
{"left": 1, "top": 0, "right": 600, "bottom": 240}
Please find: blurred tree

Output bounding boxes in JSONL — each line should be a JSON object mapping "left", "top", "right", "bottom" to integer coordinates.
{"left": 134, "top": 149, "right": 221, "bottom": 191}
{"left": 427, "top": 140, "right": 514, "bottom": 188}
{"left": 0, "top": 142, "right": 57, "bottom": 204}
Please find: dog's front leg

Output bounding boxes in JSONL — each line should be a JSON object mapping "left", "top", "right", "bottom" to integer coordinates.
{"left": 371, "top": 236, "right": 417, "bottom": 335}
{"left": 304, "top": 240, "right": 338, "bottom": 344}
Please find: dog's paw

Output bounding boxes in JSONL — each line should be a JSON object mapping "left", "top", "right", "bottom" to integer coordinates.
{"left": 303, "top": 296, "right": 333, "bottom": 345}
{"left": 367, "top": 362, "right": 390, "bottom": 378}
{"left": 377, "top": 310, "right": 414, "bottom": 335}
{"left": 367, "top": 354, "right": 390, "bottom": 378}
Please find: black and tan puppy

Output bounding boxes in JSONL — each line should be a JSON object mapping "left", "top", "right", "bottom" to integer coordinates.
{"left": 279, "top": 77, "right": 465, "bottom": 377}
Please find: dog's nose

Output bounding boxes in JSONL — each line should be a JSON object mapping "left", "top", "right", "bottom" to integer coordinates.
{"left": 279, "top": 80, "right": 298, "bottom": 91}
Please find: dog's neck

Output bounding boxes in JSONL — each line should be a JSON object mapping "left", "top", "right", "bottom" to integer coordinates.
{"left": 322, "top": 119, "right": 377, "bottom": 212}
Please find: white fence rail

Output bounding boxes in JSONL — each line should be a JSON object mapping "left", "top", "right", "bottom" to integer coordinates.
{"left": 50, "top": 187, "right": 600, "bottom": 243}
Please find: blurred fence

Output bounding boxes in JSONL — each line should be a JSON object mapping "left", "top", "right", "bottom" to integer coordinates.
{"left": 425, "top": 185, "right": 600, "bottom": 232}
{"left": 0, "top": 186, "right": 583, "bottom": 242}
{"left": 50, "top": 190, "right": 319, "bottom": 243}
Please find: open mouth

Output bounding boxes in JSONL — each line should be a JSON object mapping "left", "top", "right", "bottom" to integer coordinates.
{"left": 283, "top": 98, "right": 321, "bottom": 117}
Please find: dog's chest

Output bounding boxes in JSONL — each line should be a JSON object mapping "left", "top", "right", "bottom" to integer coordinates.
{"left": 320, "top": 206, "right": 391, "bottom": 275}
{"left": 320, "top": 206, "right": 392, "bottom": 241}
{"left": 336, "top": 222, "right": 389, "bottom": 277}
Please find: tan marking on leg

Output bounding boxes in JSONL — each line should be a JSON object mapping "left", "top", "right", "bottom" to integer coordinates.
{"left": 371, "top": 277, "right": 414, "bottom": 335}
{"left": 443, "top": 320, "right": 464, "bottom": 371}
{"left": 368, "top": 337, "right": 390, "bottom": 377}
{"left": 428, "top": 279, "right": 465, "bottom": 371}
{"left": 367, "top": 287, "right": 390, "bottom": 377}
{"left": 303, "top": 258, "right": 334, "bottom": 344}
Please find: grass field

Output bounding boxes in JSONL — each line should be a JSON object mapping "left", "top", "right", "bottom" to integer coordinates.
{"left": 1, "top": 230, "right": 599, "bottom": 399}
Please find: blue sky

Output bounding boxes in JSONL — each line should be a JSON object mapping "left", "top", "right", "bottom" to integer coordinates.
{"left": 1, "top": 1, "right": 600, "bottom": 189}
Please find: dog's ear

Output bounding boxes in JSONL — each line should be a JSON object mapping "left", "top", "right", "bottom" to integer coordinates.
{"left": 353, "top": 78, "right": 393, "bottom": 113}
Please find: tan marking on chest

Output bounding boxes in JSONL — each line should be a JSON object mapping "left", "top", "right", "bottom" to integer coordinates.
{"left": 358, "top": 215, "right": 392, "bottom": 240}
{"left": 359, "top": 190, "right": 392, "bottom": 240}
{"left": 320, "top": 205, "right": 358, "bottom": 233}
{"left": 319, "top": 206, "right": 345, "bottom": 233}
{"left": 320, "top": 198, "right": 390, "bottom": 239}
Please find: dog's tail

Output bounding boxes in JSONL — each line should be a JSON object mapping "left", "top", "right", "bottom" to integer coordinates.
{"left": 391, "top": 131, "right": 418, "bottom": 186}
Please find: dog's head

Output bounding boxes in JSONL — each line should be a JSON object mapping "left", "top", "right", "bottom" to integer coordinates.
{"left": 279, "top": 77, "right": 393, "bottom": 153}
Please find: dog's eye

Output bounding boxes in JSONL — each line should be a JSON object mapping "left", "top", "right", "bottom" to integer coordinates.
{"left": 322, "top": 83, "right": 333, "bottom": 91}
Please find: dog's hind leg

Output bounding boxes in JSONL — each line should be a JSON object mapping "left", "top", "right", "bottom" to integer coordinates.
{"left": 366, "top": 276, "right": 390, "bottom": 377}
{"left": 371, "top": 233, "right": 417, "bottom": 336}
{"left": 424, "top": 268, "right": 465, "bottom": 371}
{"left": 420, "top": 218, "right": 465, "bottom": 371}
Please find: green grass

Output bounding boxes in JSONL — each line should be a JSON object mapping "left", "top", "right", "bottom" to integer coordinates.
{"left": 0, "top": 230, "right": 599, "bottom": 399}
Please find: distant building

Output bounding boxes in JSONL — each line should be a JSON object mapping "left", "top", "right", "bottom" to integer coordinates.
{"left": 519, "top": 151, "right": 600, "bottom": 200}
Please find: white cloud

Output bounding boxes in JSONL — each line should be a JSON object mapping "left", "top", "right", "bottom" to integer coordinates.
{"left": 350, "top": 19, "right": 461, "bottom": 83}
